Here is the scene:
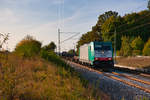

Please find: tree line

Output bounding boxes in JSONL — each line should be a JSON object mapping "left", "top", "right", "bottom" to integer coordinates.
{"left": 77, "top": 2, "right": 150, "bottom": 56}
{"left": 15, "top": 35, "right": 56, "bottom": 58}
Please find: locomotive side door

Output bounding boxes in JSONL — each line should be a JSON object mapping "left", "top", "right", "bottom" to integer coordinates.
{"left": 88, "top": 43, "right": 95, "bottom": 65}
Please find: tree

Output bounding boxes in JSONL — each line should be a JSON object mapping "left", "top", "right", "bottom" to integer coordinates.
{"left": 43, "top": 42, "right": 56, "bottom": 52}
{"left": 68, "top": 49, "right": 76, "bottom": 56}
{"left": 119, "top": 36, "right": 132, "bottom": 56}
{"left": 143, "top": 38, "right": 150, "bottom": 56}
{"left": 101, "top": 16, "right": 123, "bottom": 50}
{"left": 77, "top": 10, "right": 150, "bottom": 55}
{"left": 97, "top": 11, "right": 118, "bottom": 26}
{"left": 148, "top": 0, "right": 150, "bottom": 10}
{"left": 101, "top": 16, "right": 116, "bottom": 42}
{"left": 131, "top": 36, "right": 144, "bottom": 55}
{"left": 15, "top": 35, "right": 42, "bottom": 57}
{"left": 77, "top": 11, "right": 118, "bottom": 50}
{"left": 0, "top": 33, "right": 10, "bottom": 51}
{"left": 122, "top": 10, "right": 150, "bottom": 42}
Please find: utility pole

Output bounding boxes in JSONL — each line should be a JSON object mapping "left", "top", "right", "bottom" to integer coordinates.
{"left": 57, "top": 29, "right": 80, "bottom": 55}
{"left": 58, "top": 28, "right": 61, "bottom": 55}
{"left": 73, "top": 43, "right": 76, "bottom": 56}
{"left": 114, "top": 28, "right": 117, "bottom": 64}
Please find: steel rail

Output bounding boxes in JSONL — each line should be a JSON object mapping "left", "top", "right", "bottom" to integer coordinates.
{"left": 140, "top": 73, "right": 150, "bottom": 78}
{"left": 111, "top": 72, "right": 150, "bottom": 85}
{"left": 66, "top": 60, "right": 150, "bottom": 94}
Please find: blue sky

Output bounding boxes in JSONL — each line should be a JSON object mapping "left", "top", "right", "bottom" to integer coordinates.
{"left": 0, "top": 0, "right": 148, "bottom": 51}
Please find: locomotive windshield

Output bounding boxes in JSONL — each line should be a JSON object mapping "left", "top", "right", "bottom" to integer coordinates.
{"left": 94, "top": 45, "right": 111, "bottom": 51}
{"left": 94, "top": 44, "right": 112, "bottom": 58}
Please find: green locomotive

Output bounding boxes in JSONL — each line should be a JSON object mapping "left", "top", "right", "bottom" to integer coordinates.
{"left": 79, "top": 41, "right": 114, "bottom": 68}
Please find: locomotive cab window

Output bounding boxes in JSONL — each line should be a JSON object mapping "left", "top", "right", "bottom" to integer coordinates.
{"left": 95, "top": 45, "right": 111, "bottom": 51}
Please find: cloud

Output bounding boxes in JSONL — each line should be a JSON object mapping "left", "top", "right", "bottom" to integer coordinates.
{"left": 51, "top": 0, "right": 64, "bottom": 5}
{"left": 0, "top": 8, "right": 37, "bottom": 51}
{"left": 0, "top": 0, "right": 148, "bottom": 51}
{"left": 0, "top": 9, "right": 19, "bottom": 24}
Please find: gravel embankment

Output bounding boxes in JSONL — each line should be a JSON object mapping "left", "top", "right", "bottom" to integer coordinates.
{"left": 67, "top": 61, "right": 150, "bottom": 100}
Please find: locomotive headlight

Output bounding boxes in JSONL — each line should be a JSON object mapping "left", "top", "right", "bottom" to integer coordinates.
{"left": 95, "top": 57, "right": 98, "bottom": 60}
{"left": 108, "top": 58, "right": 112, "bottom": 60}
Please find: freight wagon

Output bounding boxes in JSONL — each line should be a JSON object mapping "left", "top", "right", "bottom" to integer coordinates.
{"left": 79, "top": 41, "right": 114, "bottom": 68}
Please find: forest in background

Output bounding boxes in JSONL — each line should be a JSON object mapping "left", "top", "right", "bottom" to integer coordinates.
{"left": 77, "top": 1, "right": 150, "bottom": 56}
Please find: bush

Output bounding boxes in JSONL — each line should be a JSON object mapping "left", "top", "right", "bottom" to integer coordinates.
{"left": 143, "top": 38, "right": 150, "bottom": 56}
{"left": 0, "top": 54, "right": 102, "bottom": 100}
{"left": 132, "top": 50, "right": 141, "bottom": 56}
{"left": 119, "top": 36, "right": 132, "bottom": 56}
{"left": 131, "top": 36, "right": 144, "bottom": 55}
{"left": 15, "top": 35, "right": 42, "bottom": 58}
{"left": 42, "top": 42, "right": 56, "bottom": 52}
{"left": 40, "top": 49, "right": 72, "bottom": 71}
{"left": 117, "top": 50, "right": 123, "bottom": 56}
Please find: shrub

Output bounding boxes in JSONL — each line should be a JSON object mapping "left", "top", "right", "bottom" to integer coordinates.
{"left": 119, "top": 36, "right": 132, "bottom": 56}
{"left": 42, "top": 42, "right": 56, "bottom": 52}
{"left": 131, "top": 36, "right": 144, "bottom": 55}
{"left": 117, "top": 50, "right": 123, "bottom": 56}
{"left": 40, "top": 49, "right": 66, "bottom": 67}
{"left": 132, "top": 50, "right": 141, "bottom": 56}
{"left": 15, "top": 35, "right": 42, "bottom": 58}
{"left": 143, "top": 38, "right": 150, "bottom": 56}
{"left": 0, "top": 54, "right": 102, "bottom": 100}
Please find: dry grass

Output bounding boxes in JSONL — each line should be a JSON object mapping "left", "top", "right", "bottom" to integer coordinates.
{"left": 116, "top": 57, "right": 150, "bottom": 68}
{"left": 0, "top": 53, "right": 110, "bottom": 100}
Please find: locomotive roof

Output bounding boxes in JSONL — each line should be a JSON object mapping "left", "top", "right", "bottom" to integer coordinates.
{"left": 80, "top": 41, "right": 112, "bottom": 47}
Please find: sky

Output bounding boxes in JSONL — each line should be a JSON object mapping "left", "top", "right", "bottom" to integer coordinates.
{"left": 0, "top": 0, "right": 148, "bottom": 52}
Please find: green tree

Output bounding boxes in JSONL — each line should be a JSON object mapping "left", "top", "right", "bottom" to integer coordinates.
{"left": 101, "top": 16, "right": 123, "bottom": 50}
{"left": 43, "top": 42, "right": 56, "bottom": 52}
{"left": 77, "top": 10, "right": 150, "bottom": 55}
{"left": 101, "top": 16, "right": 116, "bottom": 42}
{"left": 97, "top": 11, "right": 118, "bottom": 26}
{"left": 119, "top": 36, "right": 132, "bottom": 56}
{"left": 15, "top": 35, "right": 42, "bottom": 57}
{"left": 77, "top": 31, "right": 100, "bottom": 50}
{"left": 122, "top": 10, "right": 150, "bottom": 42}
{"left": 143, "top": 39, "right": 150, "bottom": 56}
{"left": 148, "top": 0, "right": 150, "bottom": 10}
{"left": 131, "top": 36, "right": 144, "bottom": 55}
{"left": 77, "top": 11, "right": 119, "bottom": 50}
{"left": 68, "top": 49, "right": 76, "bottom": 56}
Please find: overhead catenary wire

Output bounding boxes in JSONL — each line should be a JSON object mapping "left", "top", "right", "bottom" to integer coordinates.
{"left": 57, "top": 0, "right": 64, "bottom": 53}
{"left": 98, "top": 14, "right": 150, "bottom": 35}
{"left": 60, "top": 32, "right": 80, "bottom": 34}
{"left": 119, "top": 22, "right": 150, "bottom": 34}
{"left": 78, "top": 20, "right": 150, "bottom": 41}
{"left": 58, "top": 0, "right": 64, "bottom": 29}
{"left": 61, "top": 32, "right": 80, "bottom": 44}
{"left": 98, "top": 13, "right": 150, "bottom": 35}
{"left": 57, "top": 0, "right": 81, "bottom": 52}
{"left": 117, "top": 12, "right": 150, "bottom": 30}
{"left": 95, "top": 12, "right": 150, "bottom": 35}
{"left": 58, "top": 1, "right": 150, "bottom": 52}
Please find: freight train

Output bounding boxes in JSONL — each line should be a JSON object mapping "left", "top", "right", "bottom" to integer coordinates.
{"left": 62, "top": 41, "right": 114, "bottom": 68}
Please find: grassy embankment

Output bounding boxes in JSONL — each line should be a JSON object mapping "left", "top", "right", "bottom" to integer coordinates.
{"left": 116, "top": 57, "right": 150, "bottom": 68}
{"left": 0, "top": 52, "right": 110, "bottom": 100}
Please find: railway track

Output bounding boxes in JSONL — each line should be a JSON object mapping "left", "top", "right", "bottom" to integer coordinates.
{"left": 140, "top": 73, "right": 150, "bottom": 78}
{"left": 66, "top": 60, "right": 150, "bottom": 94}
{"left": 113, "top": 67, "right": 150, "bottom": 77}
{"left": 111, "top": 72, "right": 150, "bottom": 85}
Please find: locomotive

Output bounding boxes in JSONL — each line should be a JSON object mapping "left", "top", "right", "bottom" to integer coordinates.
{"left": 62, "top": 41, "right": 114, "bottom": 68}
{"left": 79, "top": 41, "right": 114, "bottom": 68}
